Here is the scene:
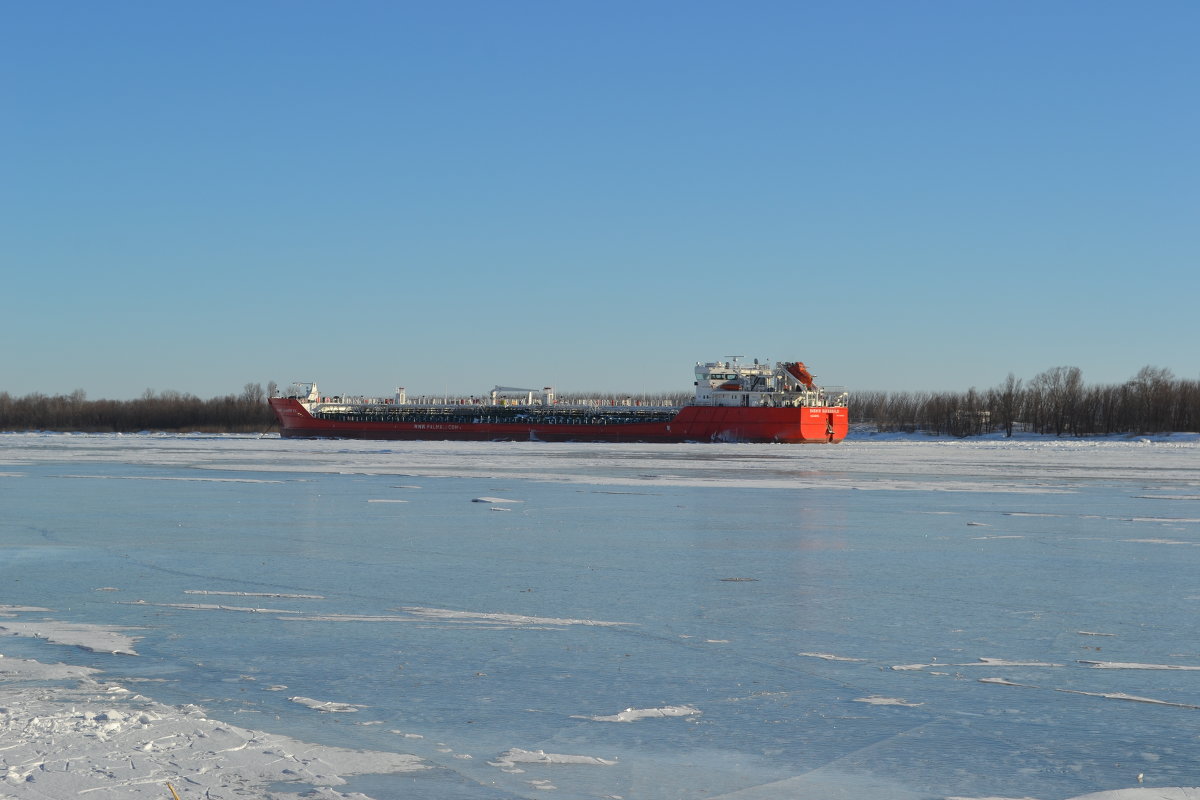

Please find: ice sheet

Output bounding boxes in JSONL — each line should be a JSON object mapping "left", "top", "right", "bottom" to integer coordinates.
{"left": 1, "top": 432, "right": 1198, "bottom": 799}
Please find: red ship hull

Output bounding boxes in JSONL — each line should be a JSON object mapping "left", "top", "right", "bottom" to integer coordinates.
{"left": 269, "top": 398, "right": 848, "bottom": 443}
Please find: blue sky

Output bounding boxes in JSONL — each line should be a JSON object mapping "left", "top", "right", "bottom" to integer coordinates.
{"left": 4, "top": 1, "right": 1197, "bottom": 399}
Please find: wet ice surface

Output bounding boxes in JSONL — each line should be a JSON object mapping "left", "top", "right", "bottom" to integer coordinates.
{"left": 1, "top": 432, "right": 1199, "bottom": 799}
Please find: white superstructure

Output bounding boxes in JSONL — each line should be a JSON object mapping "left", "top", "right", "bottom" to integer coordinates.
{"left": 692, "top": 358, "right": 848, "bottom": 408}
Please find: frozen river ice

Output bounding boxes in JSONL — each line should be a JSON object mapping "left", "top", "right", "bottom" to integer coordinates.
{"left": 1, "top": 432, "right": 1198, "bottom": 799}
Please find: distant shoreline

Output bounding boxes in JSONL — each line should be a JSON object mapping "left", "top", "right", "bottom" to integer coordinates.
{"left": 4, "top": 365, "right": 1199, "bottom": 439}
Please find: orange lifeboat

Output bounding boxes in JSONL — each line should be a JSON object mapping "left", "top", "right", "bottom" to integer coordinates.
{"left": 783, "top": 362, "right": 815, "bottom": 390}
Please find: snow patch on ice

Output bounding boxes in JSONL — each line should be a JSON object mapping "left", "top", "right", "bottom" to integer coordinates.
{"left": 0, "top": 655, "right": 426, "bottom": 798}
{"left": 0, "top": 620, "right": 141, "bottom": 655}
{"left": 184, "top": 589, "right": 325, "bottom": 599}
{"left": 1004, "top": 511, "right": 1064, "bottom": 517}
{"left": 1066, "top": 790, "right": 1200, "bottom": 800}
{"left": 0, "top": 604, "right": 53, "bottom": 615}
{"left": 1079, "top": 660, "right": 1200, "bottom": 670}
{"left": 1136, "top": 495, "right": 1200, "bottom": 500}
{"left": 397, "top": 606, "right": 631, "bottom": 628}
{"left": 490, "top": 748, "right": 617, "bottom": 768}
{"left": 277, "top": 607, "right": 632, "bottom": 628}
{"left": 0, "top": 655, "right": 100, "bottom": 680}
{"left": 893, "top": 657, "right": 1063, "bottom": 671}
{"left": 121, "top": 600, "right": 303, "bottom": 614}
{"left": 980, "top": 677, "right": 1200, "bottom": 708}
{"left": 289, "top": 696, "right": 367, "bottom": 713}
{"left": 59, "top": 473, "right": 285, "bottom": 484}
{"left": 853, "top": 695, "right": 923, "bottom": 707}
{"left": 572, "top": 704, "right": 701, "bottom": 722}
{"left": 798, "top": 652, "right": 866, "bottom": 662}
{"left": 1124, "top": 538, "right": 1194, "bottom": 545}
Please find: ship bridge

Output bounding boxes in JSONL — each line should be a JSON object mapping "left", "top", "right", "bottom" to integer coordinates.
{"left": 692, "top": 358, "right": 847, "bottom": 409}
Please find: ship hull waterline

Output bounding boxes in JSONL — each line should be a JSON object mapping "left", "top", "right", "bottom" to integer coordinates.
{"left": 269, "top": 399, "right": 849, "bottom": 444}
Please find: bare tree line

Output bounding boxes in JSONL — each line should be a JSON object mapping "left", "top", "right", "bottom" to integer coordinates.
{"left": 850, "top": 366, "right": 1200, "bottom": 437}
{"left": 3, "top": 367, "right": 1197, "bottom": 436}
{"left": 0, "top": 382, "right": 277, "bottom": 433}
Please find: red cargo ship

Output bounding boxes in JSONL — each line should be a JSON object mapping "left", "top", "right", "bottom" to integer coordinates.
{"left": 269, "top": 358, "right": 849, "bottom": 443}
